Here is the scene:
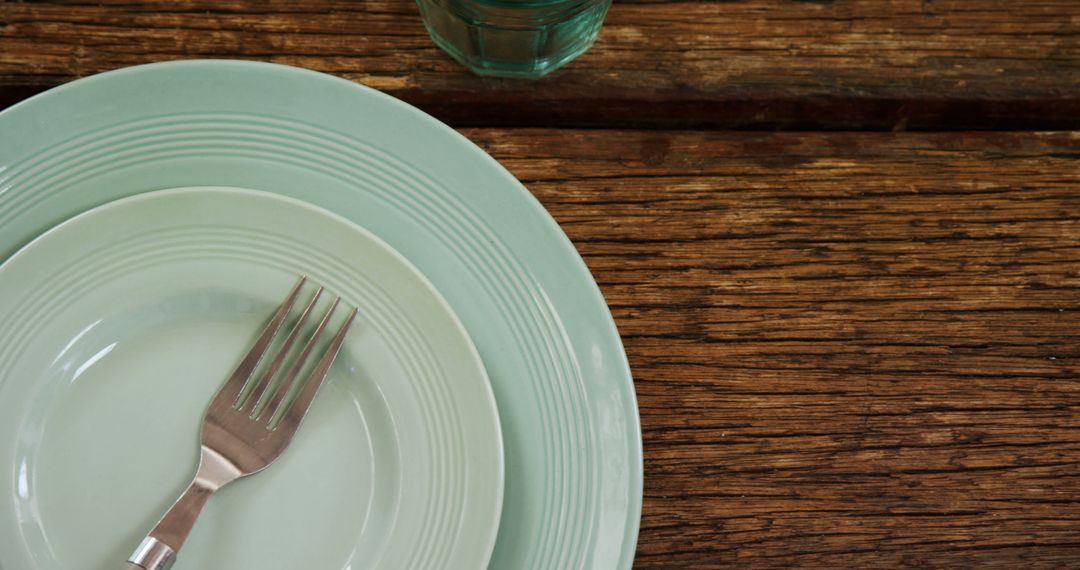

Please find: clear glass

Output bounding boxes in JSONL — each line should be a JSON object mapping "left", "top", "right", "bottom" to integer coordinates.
{"left": 416, "top": 0, "right": 612, "bottom": 78}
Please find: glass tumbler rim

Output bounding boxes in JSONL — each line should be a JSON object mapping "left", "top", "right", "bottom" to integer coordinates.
{"left": 443, "top": 0, "right": 603, "bottom": 9}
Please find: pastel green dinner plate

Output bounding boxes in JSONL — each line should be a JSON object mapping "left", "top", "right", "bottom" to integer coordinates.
{"left": 0, "top": 60, "right": 642, "bottom": 569}
{"left": 0, "top": 187, "right": 503, "bottom": 570}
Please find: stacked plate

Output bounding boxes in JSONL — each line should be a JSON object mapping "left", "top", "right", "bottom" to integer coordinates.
{"left": 0, "top": 61, "right": 641, "bottom": 569}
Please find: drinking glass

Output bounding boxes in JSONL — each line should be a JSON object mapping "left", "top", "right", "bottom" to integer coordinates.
{"left": 416, "top": 0, "right": 612, "bottom": 78}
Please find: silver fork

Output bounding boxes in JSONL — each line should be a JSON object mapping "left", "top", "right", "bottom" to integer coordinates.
{"left": 124, "top": 278, "right": 358, "bottom": 570}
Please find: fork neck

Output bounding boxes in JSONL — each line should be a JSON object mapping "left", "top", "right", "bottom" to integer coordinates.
{"left": 130, "top": 445, "right": 242, "bottom": 569}
{"left": 128, "top": 480, "right": 210, "bottom": 570}
{"left": 147, "top": 475, "right": 215, "bottom": 554}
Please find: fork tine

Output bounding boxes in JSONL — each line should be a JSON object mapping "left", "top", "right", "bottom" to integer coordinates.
{"left": 213, "top": 277, "right": 306, "bottom": 408}
{"left": 239, "top": 286, "right": 324, "bottom": 413}
{"left": 256, "top": 296, "right": 340, "bottom": 422}
{"left": 273, "top": 306, "right": 358, "bottom": 431}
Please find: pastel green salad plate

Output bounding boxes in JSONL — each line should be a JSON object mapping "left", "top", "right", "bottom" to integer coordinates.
{"left": 0, "top": 60, "right": 642, "bottom": 569}
{"left": 0, "top": 187, "right": 504, "bottom": 570}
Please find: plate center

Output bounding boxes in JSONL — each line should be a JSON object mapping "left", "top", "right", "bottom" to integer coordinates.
{"left": 8, "top": 289, "right": 399, "bottom": 570}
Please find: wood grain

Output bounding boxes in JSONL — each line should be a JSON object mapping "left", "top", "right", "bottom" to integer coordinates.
{"left": 0, "top": 0, "right": 1077, "bottom": 129}
{"left": 462, "top": 129, "right": 1080, "bottom": 567}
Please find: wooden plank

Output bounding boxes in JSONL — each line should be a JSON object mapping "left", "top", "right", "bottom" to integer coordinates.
{"left": 1, "top": 0, "right": 1077, "bottom": 129}
{"left": 460, "top": 129, "right": 1080, "bottom": 566}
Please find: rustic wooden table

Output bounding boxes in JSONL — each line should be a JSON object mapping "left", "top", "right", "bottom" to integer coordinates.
{"left": 2, "top": 1, "right": 1078, "bottom": 567}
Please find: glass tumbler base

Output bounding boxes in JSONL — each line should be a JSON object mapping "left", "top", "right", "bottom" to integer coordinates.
{"left": 417, "top": 0, "right": 610, "bottom": 78}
